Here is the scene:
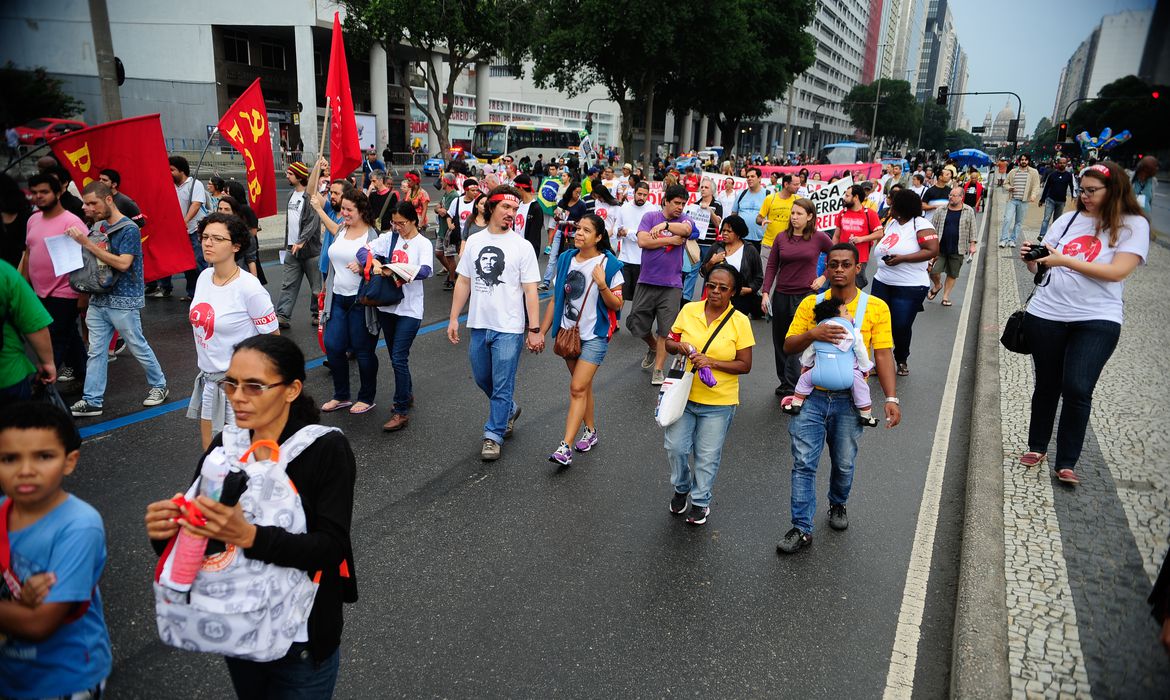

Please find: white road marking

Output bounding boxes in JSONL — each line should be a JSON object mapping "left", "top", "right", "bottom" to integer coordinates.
{"left": 881, "top": 236, "right": 983, "bottom": 699}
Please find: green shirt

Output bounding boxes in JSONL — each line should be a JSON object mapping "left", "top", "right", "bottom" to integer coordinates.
{"left": 0, "top": 259, "right": 53, "bottom": 388}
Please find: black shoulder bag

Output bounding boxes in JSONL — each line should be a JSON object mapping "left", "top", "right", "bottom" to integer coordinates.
{"left": 1000, "top": 212, "right": 1078, "bottom": 354}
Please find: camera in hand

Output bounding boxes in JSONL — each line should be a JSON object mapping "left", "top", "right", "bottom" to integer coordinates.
{"left": 1022, "top": 245, "right": 1049, "bottom": 262}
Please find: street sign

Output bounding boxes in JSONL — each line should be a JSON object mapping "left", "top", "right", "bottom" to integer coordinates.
{"left": 971, "top": 126, "right": 985, "bottom": 134}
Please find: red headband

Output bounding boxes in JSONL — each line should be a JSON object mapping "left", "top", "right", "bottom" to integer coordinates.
{"left": 488, "top": 193, "right": 520, "bottom": 205}
{"left": 405, "top": 172, "right": 420, "bottom": 184}
{"left": 1087, "top": 164, "right": 1111, "bottom": 176}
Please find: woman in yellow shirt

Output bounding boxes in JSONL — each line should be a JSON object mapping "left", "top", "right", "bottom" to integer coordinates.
{"left": 662, "top": 264, "right": 755, "bottom": 526}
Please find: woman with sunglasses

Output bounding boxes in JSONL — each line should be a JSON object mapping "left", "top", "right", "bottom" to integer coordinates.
{"left": 146, "top": 334, "right": 357, "bottom": 698}
{"left": 1017, "top": 161, "right": 1149, "bottom": 485}
{"left": 661, "top": 264, "right": 755, "bottom": 526}
{"left": 186, "top": 212, "right": 279, "bottom": 449}
{"left": 540, "top": 213, "right": 624, "bottom": 467}
{"left": 356, "top": 201, "right": 433, "bottom": 432}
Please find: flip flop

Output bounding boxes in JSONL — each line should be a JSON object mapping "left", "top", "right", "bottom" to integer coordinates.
{"left": 941, "top": 300, "right": 953, "bottom": 307}
{"left": 321, "top": 399, "right": 353, "bottom": 413}
{"left": 1019, "top": 452, "right": 1045, "bottom": 468}
{"left": 926, "top": 287, "right": 941, "bottom": 301}
{"left": 349, "top": 402, "right": 376, "bottom": 415}
{"left": 1055, "top": 468, "right": 1080, "bottom": 485}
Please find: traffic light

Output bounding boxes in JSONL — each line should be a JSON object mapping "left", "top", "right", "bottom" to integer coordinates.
{"left": 936, "top": 86, "right": 948, "bottom": 105}
{"left": 1056, "top": 122, "right": 1068, "bottom": 142}
{"left": 1153, "top": 91, "right": 1161, "bottom": 100}
{"left": 585, "top": 113, "right": 594, "bottom": 134}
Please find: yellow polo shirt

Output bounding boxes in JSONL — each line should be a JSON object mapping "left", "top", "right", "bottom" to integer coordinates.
{"left": 786, "top": 290, "right": 893, "bottom": 353}
{"left": 671, "top": 302, "right": 756, "bottom": 405}
{"left": 758, "top": 192, "right": 794, "bottom": 247}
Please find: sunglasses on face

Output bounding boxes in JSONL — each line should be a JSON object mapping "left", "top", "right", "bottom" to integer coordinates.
{"left": 705, "top": 282, "right": 732, "bottom": 292}
{"left": 216, "top": 379, "right": 287, "bottom": 396}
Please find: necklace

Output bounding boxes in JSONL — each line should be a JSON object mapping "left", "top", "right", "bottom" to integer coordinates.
{"left": 213, "top": 266, "right": 240, "bottom": 286}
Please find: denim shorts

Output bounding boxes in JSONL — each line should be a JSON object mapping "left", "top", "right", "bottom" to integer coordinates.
{"left": 578, "top": 336, "right": 609, "bottom": 365}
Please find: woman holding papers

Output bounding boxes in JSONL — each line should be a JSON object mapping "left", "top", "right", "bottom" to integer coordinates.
{"left": 356, "top": 201, "right": 433, "bottom": 432}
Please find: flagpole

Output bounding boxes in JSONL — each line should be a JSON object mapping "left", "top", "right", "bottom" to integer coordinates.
{"left": 189, "top": 127, "right": 218, "bottom": 187}
{"left": 318, "top": 96, "right": 330, "bottom": 165}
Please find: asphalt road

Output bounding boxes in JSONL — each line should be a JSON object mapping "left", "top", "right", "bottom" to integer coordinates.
{"left": 64, "top": 239, "right": 980, "bottom": 698}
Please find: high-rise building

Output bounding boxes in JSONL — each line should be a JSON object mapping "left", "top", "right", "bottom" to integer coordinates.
{"left": 878, "top": 0, "right": 926, "bottom": 86}
{"left": 916, "top": 0, "right": 955, "bottom": 102}
{"left": 1051, "top": 8, "right": 1155, "bottom": 121}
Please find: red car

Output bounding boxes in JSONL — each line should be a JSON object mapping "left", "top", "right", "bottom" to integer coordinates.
{"left": 14, "top": 118, "right": 88, "bottom": 145}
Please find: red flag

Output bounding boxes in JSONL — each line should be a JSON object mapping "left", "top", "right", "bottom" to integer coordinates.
{"left": 325, "top": 12, "right": 361, "bottom": 181}
{"left": 217, "top": 78, "right": 278, "bottom": 218}
{"left": 51, "top": 115, "right": 194, "bottom": 281}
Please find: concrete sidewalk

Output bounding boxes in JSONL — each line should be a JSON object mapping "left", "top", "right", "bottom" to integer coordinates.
{"left": 986, "top": 199, "right": 1170, "bottom": 697}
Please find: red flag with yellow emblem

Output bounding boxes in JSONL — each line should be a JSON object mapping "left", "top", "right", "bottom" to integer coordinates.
{"left": 50, "top": 114, "right": 194, "bottom": 281}
{"left": 217, "top": 78, "right": 277, "bottom": 218}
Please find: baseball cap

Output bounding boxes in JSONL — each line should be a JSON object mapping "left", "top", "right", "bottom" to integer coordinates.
{"left": 587, "top": 166, "right": 600, "bottom": 175}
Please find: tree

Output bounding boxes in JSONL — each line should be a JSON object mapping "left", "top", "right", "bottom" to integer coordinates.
{"left": 1032, "top": 117, "right": 1052, "bottom": 140}
{"left": 0, "top": 62, "right": 85, "bottom": 129}
{"left": 1067, "top": 74, "right": 1169, "bottom": 156}
{"left": 843, "top": 80, "right": 920, "bottom": 149}
{"left": 663, "top": 0, "right": 816, "bottom": 156}
{"left": 944, "top": 129, "right": 982, "bottom": 152}
{"left": 340, "top": 0, "right": 535, "bottom": 159}
{"left": 918, "top": 101, "right": 951, "bottom": 152}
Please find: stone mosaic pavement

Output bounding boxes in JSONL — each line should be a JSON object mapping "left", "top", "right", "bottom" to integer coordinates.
{"left": 995, "top": 209, "right": 1170, "bottom": 699}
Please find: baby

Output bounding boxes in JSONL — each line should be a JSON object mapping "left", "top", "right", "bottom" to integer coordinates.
{"left": 786, "top": 296, "right": 877, "bottom": 426}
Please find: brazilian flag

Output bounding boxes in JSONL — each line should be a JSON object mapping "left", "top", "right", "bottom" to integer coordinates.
{"left": 537, "top": 176, "right": 561, "bottom": 216}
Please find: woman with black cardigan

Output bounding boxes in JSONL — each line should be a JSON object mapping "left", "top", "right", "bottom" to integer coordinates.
{"left": 699, "top": 214, "right": 764, "bottom": 318}
{"left": 145, "top": 335, "right": 357, "bottom": 698}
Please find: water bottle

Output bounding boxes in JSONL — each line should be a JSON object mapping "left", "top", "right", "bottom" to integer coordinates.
{"left": 165, "top": 451, "right": 231, "bottom": 591}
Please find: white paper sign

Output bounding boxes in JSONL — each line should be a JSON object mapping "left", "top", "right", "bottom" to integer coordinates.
{"left": 808, "top": 177, "right": 853, "bottom": 231}
{"left": 45, "top": 234, "right": 84, "bottom": 277}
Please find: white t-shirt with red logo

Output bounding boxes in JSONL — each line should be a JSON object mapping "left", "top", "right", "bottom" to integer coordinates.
{"left": 367, "top": 231, "right": 434, "bottom": 320}
{"left": 512, "top": 200, "right": 535, "bottom": 236}
{"left": 449, "top": 196, "right": 476, "bottom": 234}
{"left": 1028, "top": 211, "right": 1149, "bottom": 325}
{"left": 189, "top": 269, "right": 279, "bottom": 372}
{"left": 872, "top": 216, "right": 935, "bottom": 288}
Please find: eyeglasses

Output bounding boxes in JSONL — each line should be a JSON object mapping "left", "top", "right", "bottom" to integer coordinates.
{"left": 1080, "top": 186, "right": 1106, "bottom": 196}
{"left": 200, "top": 234, "right": 232, "bottom": 244}
{"left": 704, "top": 282, "right": 732, "bottom": 293}
{"left": 216, "top": 379, "right": 287, "bottom": 396}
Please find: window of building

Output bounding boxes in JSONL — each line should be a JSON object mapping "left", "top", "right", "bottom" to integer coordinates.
{"left": 223, "top": 30, "right": 249, "bottom": 65}
{"left": 490, "top": 59, "right": 519, "bottom": 78}
{"left": 260, "top": 42, "right": 286, "bottom": 71}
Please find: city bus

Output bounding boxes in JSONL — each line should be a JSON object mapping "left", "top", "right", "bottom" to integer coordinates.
{"left": 817, "top": 141, "right": 871, "bottom": 165}
{"left": 472, "top": 122, "right": 581, "bottom": 164}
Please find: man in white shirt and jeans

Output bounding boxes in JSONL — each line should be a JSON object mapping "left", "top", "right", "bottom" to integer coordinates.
{"left": 448, "top": 185, "right": 543, "bottom": 461}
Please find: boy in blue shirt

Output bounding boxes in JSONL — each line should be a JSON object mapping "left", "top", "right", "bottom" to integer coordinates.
{"left": 0, "top": 401, "right": 111, "bottom": 699}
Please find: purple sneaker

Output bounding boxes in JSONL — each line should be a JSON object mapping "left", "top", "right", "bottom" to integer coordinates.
{"left": 549, "top": 443, "right": 572, "bottom": 466}
{"left": 573, "top": 427, "right": 598, "bottom": 453}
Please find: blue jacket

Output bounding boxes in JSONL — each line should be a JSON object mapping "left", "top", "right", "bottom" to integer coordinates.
{"left": 549, "top": 249, "right": 624, "bottom": 340}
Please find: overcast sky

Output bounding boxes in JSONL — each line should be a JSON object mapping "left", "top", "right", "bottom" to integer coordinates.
{"left": 948, "top": 0, "right": 1155, "bottom": 130}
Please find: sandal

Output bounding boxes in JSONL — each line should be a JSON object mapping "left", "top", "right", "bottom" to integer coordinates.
{"left": 941, "top": 300, "right": 953, "bottom": 307}
{"left": 897, "top": 363, "right": 909, "bottom": 376}
{"left": 349, "top": 402, "right": 376, "bottom": 415}
{"left": 321, "top": 399, "right": 353, "bottom": 413}
{"left": 1054, "top": 468, "right": 1080, "bottom": 485}
{"left": 1019, "top": 451, "right": 1045, "bottom": 468}
{"left": 926, "top": 287, "right": 941, "bottom": 301}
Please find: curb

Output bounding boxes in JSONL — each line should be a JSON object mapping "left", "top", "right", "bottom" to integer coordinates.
{"left": 950, "top": 210, "right": 1011, "bottom": 697}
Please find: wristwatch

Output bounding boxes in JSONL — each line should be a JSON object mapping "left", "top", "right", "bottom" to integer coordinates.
{"left": 885, "top": 397, "right": 900, "bottom": 405}
{"left": 527, "top": 327, "right": 541, "bottom": 333}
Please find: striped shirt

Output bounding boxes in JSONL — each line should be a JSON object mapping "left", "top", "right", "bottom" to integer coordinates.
{"left": 1011, "top": 170, "right": 1029, "bottom": 201}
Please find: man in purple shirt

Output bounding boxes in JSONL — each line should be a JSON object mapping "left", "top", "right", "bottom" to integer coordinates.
{"left": 626, "top": 184, "right": 699, "bottom": 385}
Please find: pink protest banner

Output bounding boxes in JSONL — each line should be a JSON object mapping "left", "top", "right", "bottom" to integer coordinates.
{"left": 758, "top": 163, "right": 885, "bottom": 182}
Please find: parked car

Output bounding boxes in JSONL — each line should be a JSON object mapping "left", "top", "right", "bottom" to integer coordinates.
{"left": 422, "top": 153, "right": 445, "bottom": 176}
{"left": 14, "top": 118, "right": 88, "bottom": 145}
{"left": 671, "top": 155, "right": 701, "bottom": 172}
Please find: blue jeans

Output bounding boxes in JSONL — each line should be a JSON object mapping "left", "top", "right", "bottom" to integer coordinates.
{"left": 788, "top": 389, "right": 864, "bottom": 533}
{"left": 869, "top": 280, "right": 928, "bottom": 365}
{"left": 1038, "top": 200, "right": 1066, "bottom": 238}
{"left": 1023, "top": 314, "right": 1120, "bottom": 470}
{"left": 82, "top": 305, "right": 167, "bottom": 406}
{"left": 999, "top": 199, "right": 1027, "bottom": 244}
{"left": 468, "top": 329, "right": 524, "bottom": 443}
{"left": 542, "top": 230, "right": 564, "bottom": 285}
{"left": 224, "top": 644, "right": 339, "bottom": 700}
{"left": 377, "top": 311, "right": 421, "bottom": 414}
{"left": 324, "top": 294, "right": 378, "bottom": 404}
{"left": 664, "top": 401, "right": 737, "bottom": 508}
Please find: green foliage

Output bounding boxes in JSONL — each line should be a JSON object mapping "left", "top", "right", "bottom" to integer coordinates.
{"left": 340, "top": 0, "right": 537, "bottom": 155}
{"left": 1067, "top": 74, "right": 1169, "bottom": 155}
{"left": 944, "top": 129, "right": 983, "bottom": 152}
{"left": 919, "top": 101, "right": 951, "bottom": 151}
{"left": 843, "top": 80, "right": 920, "bottom": 145}
{"left": 0, "top": 62, "right": 85, "bottom": 128}
{"left": 1032, "top": 117, "right": 1052, "bottom": 140}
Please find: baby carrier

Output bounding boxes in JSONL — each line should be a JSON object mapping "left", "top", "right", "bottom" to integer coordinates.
{"left": 808, "top": 291, "right": 869, "bottom": 391}
{"left": 153, "top": 423, "right": 338, "bottom": 662}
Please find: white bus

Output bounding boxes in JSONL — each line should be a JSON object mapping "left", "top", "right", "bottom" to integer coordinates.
{"left": 471, "top": 122, "right": 581, "bottom": 165}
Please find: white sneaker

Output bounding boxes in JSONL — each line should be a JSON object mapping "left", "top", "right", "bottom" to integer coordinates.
{"left": 143, "top": 386, "right": 169, "bottom": 406}
{"left": 998, "top": 242, "right": 1006, "bottom": 248}
{"left": 651, "top": 369, "right": 665, "bottom": 386}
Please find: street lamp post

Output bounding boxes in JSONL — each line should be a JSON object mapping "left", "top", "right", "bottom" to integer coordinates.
{"left": 869, "top": 43, "right": 892, "bottom": 154}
